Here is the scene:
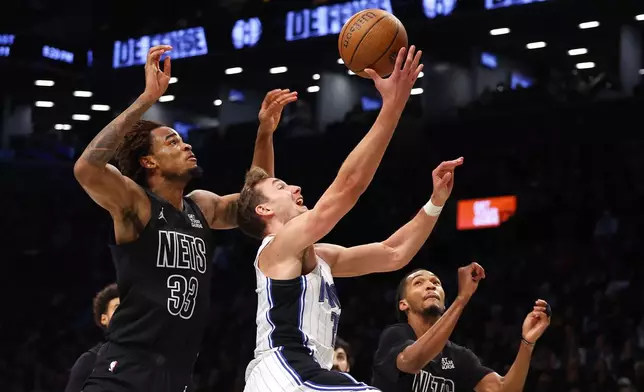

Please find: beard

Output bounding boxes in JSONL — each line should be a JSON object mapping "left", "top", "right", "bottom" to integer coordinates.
{"left": 164, "top": 166, "right": 203, "bottom": 183}
{"left": 422, "top": 304, "right": 445, "bottom": 318}
{"left": 188, "top": 166, "right": 203, "bottom": 179}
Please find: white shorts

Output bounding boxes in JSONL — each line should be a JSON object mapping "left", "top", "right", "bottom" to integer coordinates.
{"left": 244, "top": 348, "right": 381, "bottom": 392}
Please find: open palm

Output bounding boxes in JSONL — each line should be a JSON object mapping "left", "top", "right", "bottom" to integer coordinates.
{"left": 258, "top": 89, "right": 298, "bottom": 133}
{"left": 143, "top": 45, "right": 172, "bottom": 101}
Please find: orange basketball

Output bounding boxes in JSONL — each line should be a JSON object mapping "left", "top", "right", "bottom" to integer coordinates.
{"left": 338, "top": 9, "right": 408, "bottom": 78}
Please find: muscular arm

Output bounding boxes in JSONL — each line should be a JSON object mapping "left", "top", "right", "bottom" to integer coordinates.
{"left": 73, "top": 95, "right": 153, "bottom": 216}
{"left": 252, "top": 129, "right": 275, "bottom": 177}
{"left": 188, "top": 191, "right": 239, "bottom": 229}
{"left": 395, "top": 296, "right": 469, "bottom": 374}
{"left": 317, "top": 207, "right": 441, "bottom": 278}
{"left": 475, "top": 343, "right": 533, "bottom": 392}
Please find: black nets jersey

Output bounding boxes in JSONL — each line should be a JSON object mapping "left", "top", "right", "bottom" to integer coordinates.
{"left": 371, "top": 323, "right": 494, "bottom": 392}
{"left": 106, "top": 190, "right": 213, "bottom": 367}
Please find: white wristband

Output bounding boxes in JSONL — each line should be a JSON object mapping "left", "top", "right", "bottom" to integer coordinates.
{"left": 423, "top": 199, "right": 443, "bottom": 217}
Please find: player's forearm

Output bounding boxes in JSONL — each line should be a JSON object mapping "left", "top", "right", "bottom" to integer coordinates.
{"left": 398, "top": 296, "right": 468, "bottom": 373}
{"left": 79, "top": 95, "right": 154, "bottom": 168}
{"left": 382, "top": 209, "right": 439, "bottom": 269}
{"left": 334, "top": 103, "right": 404, "bottom": 190}
{"left": 251, "top": 129, "right": 275, "bottom": 177}
{"left": 499, "top": 342, "right": 533, "bottom": 392}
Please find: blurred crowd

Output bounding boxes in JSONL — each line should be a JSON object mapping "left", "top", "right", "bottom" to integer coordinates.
{"left": 1, "top": 88, "right": 643, "bottom": 392}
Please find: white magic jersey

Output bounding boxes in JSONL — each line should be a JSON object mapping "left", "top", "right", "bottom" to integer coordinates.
{"left": 248, "top": 235, "right": 342, "bottom": 373}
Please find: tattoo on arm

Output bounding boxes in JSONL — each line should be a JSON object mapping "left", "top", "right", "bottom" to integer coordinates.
{"left": 81, "top": 98, "right": 153, "bottom": 166}
{"left": 211, "top": 197, "right": 239, "bottom": 227}
{"left": 222, "top": 199, "right": 239, "bottom": 226}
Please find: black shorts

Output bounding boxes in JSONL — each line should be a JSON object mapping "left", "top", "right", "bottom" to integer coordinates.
{"left": 81, "top": 342, "right": 194, "bottom": 392}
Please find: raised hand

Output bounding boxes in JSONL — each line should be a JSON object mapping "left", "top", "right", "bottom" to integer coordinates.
{"left": 431, "top": 157, "right": 464, "bottom": 206}
{"left": 457, "top": 262, "right": 486, "bottom": 301}
{"left": 364, "top": 45, "right": 423, "bottom": 108}
{"left": 258, "top": 89, "right": 299, "bottom": 133}
{"left": 522, "top": 299, "right": 551, "bottom": 344}
{"left": 142, "top": 45, "right": 172, "bottom": 102}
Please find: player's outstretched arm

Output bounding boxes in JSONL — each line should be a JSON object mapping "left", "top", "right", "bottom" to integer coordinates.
{"left": 397, "top": 264, "right": 485, "bottom": 374}
{"left": 269, "top": 46, "right": 424, "bottom": 256}
{"left": 73, "top": 45, "right": 172, "bottom": 216}
{"left": 474, "top": 300, "right": 551, "bottom": 392}
{"left": 318, "top": 158, "right": 462, "bottom": 277}
{"left": 188, "top": 90, "right": 297, "bottom": 230}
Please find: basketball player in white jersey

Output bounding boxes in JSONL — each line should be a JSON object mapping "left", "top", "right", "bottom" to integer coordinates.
{"left": 237, "top": 45, "right": 463, "bottom": 391}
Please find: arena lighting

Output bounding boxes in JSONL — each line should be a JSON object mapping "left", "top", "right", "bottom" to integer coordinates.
{"left": 34, "top": 80, "right": 54, "bottom": 87}
{"left": 91, "top": 104, "right": 110, "bottom": 111}
{"left": 35, "top": 101, "right": 54, "bottom": 107}
{"left": 72, "top": 114, "right": 91, "bottom": 121}
{"left": 410, "top": 88, "right": 424, "bottom": 95}
{"left": 348, "top": 70, "right": 355, "bottom": 75}
{"left": 158, "top": 95, "right": 175, "bottom": 102}
{"left": 169, "top": 77, "right": 178, "bottom": 84}
{"left": 640, "top": 69, "right": 644, "bottom": 75}
{"left": 576, "top": 62, "right": 595, "bottom": 70}
{"left": 337, "top": 58, "right": 344, "bottom": 64}
{"left": 490, "top": 28, "right": 510, "bottom": 36}
{"left": 418, "top": 71, "right": 424, "bottom": 78}
{"left": 527, "top": 41, "right": 546, "bottom": 49}
{"left": 568, "top": 48, "right": 588, "bottom": 56}
{"left": 73, "top": 90, "right": 93, "bottom": 98}
{"left": 307, "top": 86, "right": 320, "bottom": 93}
{"left": 54, "top": 124, "right": 72, "bottom": 131}
{"left": 579, "top": 21, "right": 599, "bottom": 29}
{"left": 636, "top": 14, "right": 644, "bottom": 21}
{"left": 225, "top": 67, "right": 243, "bottom": 75}
{"left": 269, "top": 66, "right": 288, "bottom": 74}
{"left": 214, "top": 99, "right": 222, "bottom": 106}
{"left": 312, "top": 73, "right": 321, "bottom": 80}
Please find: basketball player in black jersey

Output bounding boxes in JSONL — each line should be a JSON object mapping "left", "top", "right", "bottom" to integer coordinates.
{"left": 73, "top": 45, "right": 297, "bottom": 392}
{"left": 65, "top": 283, "right": 119, "bottom": 392}
{"left": 371, "top": 266, "right": 551, "bottom": 392}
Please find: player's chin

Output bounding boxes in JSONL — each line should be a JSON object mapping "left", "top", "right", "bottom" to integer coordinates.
{"left": 423, "top": 303, "right": 444, "bottom": 317}
{"left": 187, "top": 166, "right": 204, "bottom": 179}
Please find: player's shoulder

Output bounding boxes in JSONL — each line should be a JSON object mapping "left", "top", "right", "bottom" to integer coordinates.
{"left": 378, "top": 323, "right": 414, "bottom": 343}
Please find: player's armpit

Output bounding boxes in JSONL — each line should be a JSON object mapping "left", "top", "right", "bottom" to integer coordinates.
{"left": 315, "top": 242, "right": 402, "bottom": 278}
{"left": 474, "top": 373, "right": 503, "bottom": 392}
{"left": 188, "top": 190, "right": 239, "bottom": 229}
{"left": 74, "top": 162, "right": 143, "bottom": 218}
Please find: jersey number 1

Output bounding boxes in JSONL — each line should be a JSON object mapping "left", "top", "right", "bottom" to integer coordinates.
{"left": 167, "top": 275, "right": 199, "bottom": 319}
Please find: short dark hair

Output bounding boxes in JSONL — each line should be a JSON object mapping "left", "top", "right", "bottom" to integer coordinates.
{"left": 92, "top": 283, "right": 119, "bottom": 329}
{"left": 114, "top": 120, "right": 164, "bottom": 186}
{"left": 395, "top": 268, "right": 426, "bottom": 322}
{"left": 335, "top": 337, "right": 352, "bottom": 365}
{"left": 237, "top": 167, "right": 271, "bottom": 239}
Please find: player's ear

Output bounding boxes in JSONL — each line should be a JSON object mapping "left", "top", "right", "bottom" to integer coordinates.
{"left": 255, "top": 203, "right": 274, "bottom": 217}
{"left": 140, "top": 155, "right": 157, "bottom": 169}
{"left": 100, "top": 313, "right": 109, "bottom": 327}
{"left": 399, "top": 299, "right": 409, "bottom": 313}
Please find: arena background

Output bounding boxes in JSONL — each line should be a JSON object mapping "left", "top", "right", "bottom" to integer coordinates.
{"left": 1, "top": 0, "right": 644, "bottom": 391}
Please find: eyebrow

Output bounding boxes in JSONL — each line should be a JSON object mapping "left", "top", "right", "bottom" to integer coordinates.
{"left": 164, "top": 133, "right": 179, "bottom": 141}
{"left": 272, "top": 179, "right": 284, "bottom": 186}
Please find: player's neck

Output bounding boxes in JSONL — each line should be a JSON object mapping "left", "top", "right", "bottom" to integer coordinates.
{"left": 408, "top": 314, "right": 440, "bottom": 338}
{"left": 148, "top": 179, "right": 186, "bottom": 210}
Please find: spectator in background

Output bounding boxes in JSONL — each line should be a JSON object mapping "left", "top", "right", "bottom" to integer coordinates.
{"left": 64, "top": 283, "right": 119, "bottom": 392}
{"left": 333, "top": 337, "right": 352, "bottom": 373}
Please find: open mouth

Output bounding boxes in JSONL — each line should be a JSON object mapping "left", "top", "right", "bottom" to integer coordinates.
{"left": 424, "top": 294, "right": 440, "bottom": 301}
{"left": 295, "top": 198, "right": 304, "bottom": 206}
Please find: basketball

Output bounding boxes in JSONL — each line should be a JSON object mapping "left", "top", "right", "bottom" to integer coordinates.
{"left": 338, "top": 9, "right": 408, "bottom": 78}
